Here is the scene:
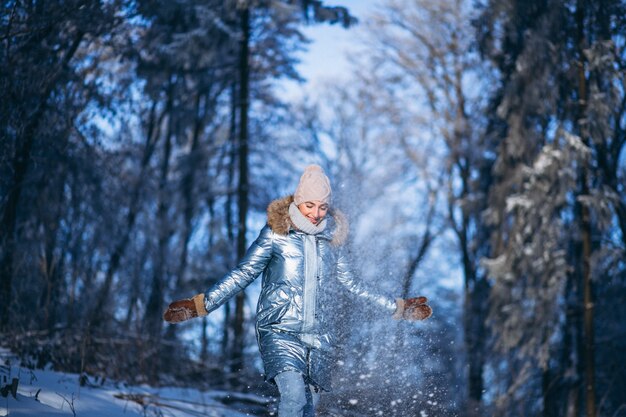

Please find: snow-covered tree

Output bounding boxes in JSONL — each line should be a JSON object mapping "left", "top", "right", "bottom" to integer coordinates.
{"left": 477, "top": 0, "right": 626, "bottom": 415}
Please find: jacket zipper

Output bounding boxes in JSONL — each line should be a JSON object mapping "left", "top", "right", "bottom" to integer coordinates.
{"left": 302, "top": 235, "right": 318, "bottom": 333}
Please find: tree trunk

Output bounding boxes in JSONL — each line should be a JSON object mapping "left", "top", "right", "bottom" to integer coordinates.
{"left": 226, "top": 81, "right": 238, "bottom": 244}
{"left": 400, "top": 191, "right": 435, "bottom": 297}
{"left": 0, "top": 130, "right": 34, "bottom": 329}
{"left": 542, "top": 367, "right": 560, "bottom": 417}
{"left": 124, "top": 242, "right": 149, "bottom": 330}
{"left": 464, "top": 277, "right": 488, "bottom": 417}
{"left": 201, "top": 316, "right": 209, "bottom": 363}
{"left": 145, "top": 82, "right": 175, "bottom": 383}
{"left": 564, "top": 269, "right": 581, "bottom": 417}
{"left": 580, "top": 191, "right": 595, "bottom": 417}
{"left": 220, "top": 82, "right": 238, "bottom": 362}
{"left": 449, "top": 159, "right": 489, "bottom": 414}
{"left": 176, "top": 93, "right": 205, "bottom": 286}
{"left": 575, "top": 2, "right": 596, "bottom": 415}
{"left": 231, "top": 5, "right": 251, "bottom": 381}
{"left": 38, "top": 166, "right": 69, "bottom": 332}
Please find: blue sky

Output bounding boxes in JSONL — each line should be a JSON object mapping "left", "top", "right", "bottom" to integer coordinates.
{"left": 281, "top": 0, "right": 378, "bottom": 99}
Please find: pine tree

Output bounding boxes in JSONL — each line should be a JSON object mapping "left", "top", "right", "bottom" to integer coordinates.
{"left": 477, "top": 0, "right": 626, "bottom": 415}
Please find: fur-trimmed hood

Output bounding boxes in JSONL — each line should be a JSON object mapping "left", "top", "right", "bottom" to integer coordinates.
{"left": 267, "top": 195, "right": 348, "bottom": 246}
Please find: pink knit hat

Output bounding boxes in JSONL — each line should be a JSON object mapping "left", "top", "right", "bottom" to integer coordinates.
{"left": 294, "top": 165, "right": 332, "bottom": 205}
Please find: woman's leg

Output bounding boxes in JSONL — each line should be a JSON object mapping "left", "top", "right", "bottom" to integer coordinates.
{"left": 275, "top": 370, "right": 307, "bottom": 417}
{"left": 303, "top": 385, "right": 320, "bottom": 417}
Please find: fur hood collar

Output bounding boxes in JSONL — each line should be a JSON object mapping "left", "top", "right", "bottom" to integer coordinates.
{"left": 267, "top": 195, "right": 348, "bottom": 246}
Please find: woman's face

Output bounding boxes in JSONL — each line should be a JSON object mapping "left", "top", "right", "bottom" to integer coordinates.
{"left": 297, "top": 201, "right": 329, "bottom": 225}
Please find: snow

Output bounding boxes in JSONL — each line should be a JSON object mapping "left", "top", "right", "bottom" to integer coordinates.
{"left": 1, "top": 349, "right": 268, "bottom": 417}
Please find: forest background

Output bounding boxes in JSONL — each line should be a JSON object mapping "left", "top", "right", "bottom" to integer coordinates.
{"left": 1, "top": 0, "right": 625, "bottom": 416}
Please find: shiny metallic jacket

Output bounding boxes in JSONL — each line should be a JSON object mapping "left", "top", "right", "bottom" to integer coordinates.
{"left": 203, "top": 196, "right": 396, "bottom": 391}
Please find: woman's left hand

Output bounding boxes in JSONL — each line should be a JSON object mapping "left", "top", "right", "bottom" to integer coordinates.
{"left": 393, "top": 296, "right": 432, "bottom": 321}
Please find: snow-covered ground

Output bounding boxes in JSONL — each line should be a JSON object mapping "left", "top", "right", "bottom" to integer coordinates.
{"left": 1, "top": 349, "right": 272, "bottom": 417}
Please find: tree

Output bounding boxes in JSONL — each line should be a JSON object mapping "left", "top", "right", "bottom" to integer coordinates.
{"left": 363, "top": 0, "right": 495, "bottom": 413}
{"left": 477, "top": 0, "right": 626, "bottom": 415}
{"left": 0, "top": 0, "right": 120, "bottom": 330}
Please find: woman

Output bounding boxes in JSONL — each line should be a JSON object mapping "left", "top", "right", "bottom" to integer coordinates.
{"left": 163, "top": 165, "right": 432, "bottom": 417}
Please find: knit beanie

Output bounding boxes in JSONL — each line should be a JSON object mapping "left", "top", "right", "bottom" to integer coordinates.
{"left": 293, "top": 165, "right": 332, "bottom": 205}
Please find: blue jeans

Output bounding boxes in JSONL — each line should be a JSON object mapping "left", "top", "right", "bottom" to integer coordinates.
{"left": 275, "top": 370, "right": 320, "bottom": 417}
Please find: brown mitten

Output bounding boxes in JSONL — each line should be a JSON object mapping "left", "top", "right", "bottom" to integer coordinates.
{"left": 393, "top": 296, "right": 432, "bottom": 321}
{"left": 163, "top": 293, "right": 208, "bottom": 323}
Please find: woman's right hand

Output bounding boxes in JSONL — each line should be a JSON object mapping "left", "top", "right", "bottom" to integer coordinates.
{"left": 163, "top": 293, "right": 207, "bottom": 323}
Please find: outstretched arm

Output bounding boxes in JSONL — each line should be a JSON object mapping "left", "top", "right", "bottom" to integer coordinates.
{"left": 335, "top": 250, "right": 397, "bottom": 314}
{"left": 164, "top": 225, "right": 274, "bottom": 323}
{"left": 336, "top": 250, "right": 432, "bottom": 321}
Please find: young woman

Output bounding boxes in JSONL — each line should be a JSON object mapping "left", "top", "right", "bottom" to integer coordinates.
{"left": 163, "top": 165, "right": 432, "bottom": 417}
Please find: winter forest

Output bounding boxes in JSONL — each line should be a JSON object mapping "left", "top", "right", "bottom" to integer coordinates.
{"left": 1, "top": 0, "right": 625, "bottom": 416}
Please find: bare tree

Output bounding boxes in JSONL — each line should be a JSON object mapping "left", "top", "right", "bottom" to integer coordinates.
{"left": 364, "top": 0, "right": 494, "bottom": 413}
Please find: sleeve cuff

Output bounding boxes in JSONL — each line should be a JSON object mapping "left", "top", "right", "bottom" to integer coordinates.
{"left": 192, "top": 293, "right": 208, "bottom": 317}
{"left": 392, "top": 298, "right": 404, "bottom": 320}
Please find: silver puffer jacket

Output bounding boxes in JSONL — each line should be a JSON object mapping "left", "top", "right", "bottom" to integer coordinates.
{"left": 202, "top": 196, "right": 396, "bottom": 391}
